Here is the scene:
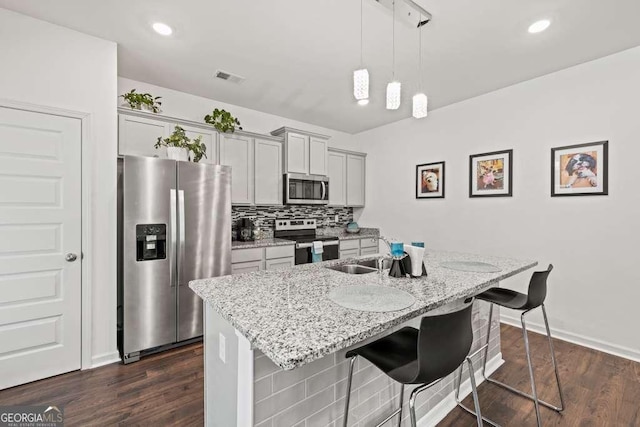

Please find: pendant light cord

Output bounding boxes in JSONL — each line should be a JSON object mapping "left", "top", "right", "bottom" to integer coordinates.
{"left": 360, "top": 0, "right": 363, "bottom": 67}
{"left": 418, "top": 13, "right": 422, "bottom": 91}
{"left": 392, "top": 0, "right": 396, "bottom": 79}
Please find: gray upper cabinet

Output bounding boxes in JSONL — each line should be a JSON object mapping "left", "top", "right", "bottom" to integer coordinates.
{"left": 328, "top": 150, "right": 347, "bottom": 206}
{"left": 179, "top": 124, "right": 218, "bottom": 165}
{"left": 118, "top": 113, "right": 170, "bottom": 157}
{"left": 271, "top": 127, "right": 330, "bottom": 176}
{"left": 254, "top": 138, "right": 283, "bottom": 205}
{"left": 220, "top": 133, "right": 254, "bottom": 205}
{"left": 328, "top": 148, "right": 366, "bottom": 207}
{"left": 118, "top": 110, "right": 217, "bottom": 163}
{"left": 346, "top": 154, "right": 366, "bottom": 207}
{"left": 309, "top": 137, "right": 328, "bottom": 176}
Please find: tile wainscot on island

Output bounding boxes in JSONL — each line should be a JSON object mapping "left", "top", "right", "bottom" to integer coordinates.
{"left": 189, "top": 250, "right": 537, "bottom": 427}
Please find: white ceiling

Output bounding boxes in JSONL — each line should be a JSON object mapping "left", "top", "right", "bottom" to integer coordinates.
{"left": 2, "top": 0, "right": 640, "bottom": 133}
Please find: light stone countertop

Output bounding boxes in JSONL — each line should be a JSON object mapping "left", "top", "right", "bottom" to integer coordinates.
{"left": 318, "top": 227, "right": 380, "bottom": 240}
{"left": 190, "top": 250, "right": 537, "bottom": 370}
{"left": 231, "top": 238, "right": 295, "bottom": 250}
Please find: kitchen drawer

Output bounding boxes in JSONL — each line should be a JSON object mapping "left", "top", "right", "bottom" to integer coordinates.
{"left": 265, "top": 245, "right": 295, "bottom": 260}
{"left": 339, "top": 239, "right": 360, "bottom": 251}
{"left": 231, "top": 247, "right": 263, "bottom": 263}
{"left": 265, "top": 257, "right": 295, "bottom": 270}
{"left": 360, "top": 237, "right": 378, "bottom": 249}
{"left": 360, "top": 247, "right": 379, "bottom": 256}
{"left": 340, "top": 248, "right": 360, "bottom": 259}
{"left": 231, "top": 260, "right": 263, "bottom": 274}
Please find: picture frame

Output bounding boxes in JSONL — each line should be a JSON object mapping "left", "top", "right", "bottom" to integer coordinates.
{"left": 469, "top": 149, "right": 513, "bottom": 197}
{"left": 416, "top": 161, "right": 445, "bottom": 199}
{"left": 551, "top": 141, "right": 608, "bottom": 197}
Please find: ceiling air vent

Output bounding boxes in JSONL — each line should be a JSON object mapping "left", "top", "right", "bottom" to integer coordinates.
{"left": 214, "top": 70, "right": 245, "bottom": 84}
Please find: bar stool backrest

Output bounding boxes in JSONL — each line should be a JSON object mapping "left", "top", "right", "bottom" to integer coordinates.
{"left": 413, "top": 303, "right": 473, "bottom": 384}
{"left": 524, "top": 264, "right": 554, "bottom": 310}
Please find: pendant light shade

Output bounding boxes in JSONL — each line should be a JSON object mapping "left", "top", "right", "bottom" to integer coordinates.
{"left": 412, "top": 93, "right": 428, "bottom": 118}
{"left": 353, "top": 68, "right": 369, "bottom": 100}
{"left": 386, "top": 81, "right": 401, "bottom": 110}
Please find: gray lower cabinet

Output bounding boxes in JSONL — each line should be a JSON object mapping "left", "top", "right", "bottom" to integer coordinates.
{"left": 231, "top": 245, "right": 295, "bottom": 273}
{"left": 231, "top": 260, "right": 263, "bottom": 275}
{"left": 339, "top": 237, "right": 379, "bottom": 259}
{"left": 265, "top": 258, "right": 295, "bottom": 270}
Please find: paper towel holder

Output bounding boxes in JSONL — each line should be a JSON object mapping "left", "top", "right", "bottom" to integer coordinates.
{"left": 388, "top": 253, "right": 428, "bottom": 278}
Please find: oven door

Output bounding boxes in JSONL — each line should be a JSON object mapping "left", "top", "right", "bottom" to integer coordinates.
{"left": 294, "top": 240, "right": 339, "bottom": 265}
{"left": 285, "top": 173, "right": 329, "bottom": 205}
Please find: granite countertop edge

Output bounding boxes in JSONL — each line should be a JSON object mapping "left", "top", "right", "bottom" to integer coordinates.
{"left": 191, "top": 251, "right": 537, "bottom": 370}
{"left": 231, "top": 228, "right": 380, "bottom": 249}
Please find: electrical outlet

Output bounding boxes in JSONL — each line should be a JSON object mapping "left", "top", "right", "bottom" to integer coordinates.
{"left": 219, "top": 333, "right": 226, "bottom": 363}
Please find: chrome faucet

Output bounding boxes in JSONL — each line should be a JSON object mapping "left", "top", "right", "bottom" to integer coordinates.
{"left": 377, "top": 236, "right": 392, "bottom": 273}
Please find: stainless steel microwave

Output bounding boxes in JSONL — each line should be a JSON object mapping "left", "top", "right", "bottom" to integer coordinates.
{"left": 284, "top": 173, "right": 329, "bottom": 205}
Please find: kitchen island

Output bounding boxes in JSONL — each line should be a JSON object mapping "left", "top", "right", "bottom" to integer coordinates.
{"left": 190, "top": 250, "right": 536, "bottom": 427}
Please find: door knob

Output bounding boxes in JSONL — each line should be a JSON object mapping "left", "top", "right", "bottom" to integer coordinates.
{"left": 65, "top": 253, "right": 78, "bottom": 262}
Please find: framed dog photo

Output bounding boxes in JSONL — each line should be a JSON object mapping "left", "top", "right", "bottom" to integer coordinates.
{"left": 469, "top": 149, "right": 513, "bottom": 197}
{"left": 416, "top": 162, "right": 445, "bottom": 199}
{"left": 551, "top": 141, "right": 608, "bottom": 197}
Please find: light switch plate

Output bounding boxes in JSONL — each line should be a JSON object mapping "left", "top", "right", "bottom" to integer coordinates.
{"left": 219, "top": 333, "right": 226, "bottom": 363}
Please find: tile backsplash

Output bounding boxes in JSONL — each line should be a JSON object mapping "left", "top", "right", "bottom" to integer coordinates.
{"left": 232, "top": 205, "right": 353, "bottom": 239}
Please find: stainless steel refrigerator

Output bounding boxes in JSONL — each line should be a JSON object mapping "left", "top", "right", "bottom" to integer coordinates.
{"left": 117, "top": 156, "right": 231, "bottom": 363}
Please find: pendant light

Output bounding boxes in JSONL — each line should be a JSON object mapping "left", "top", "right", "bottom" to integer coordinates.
{"left": 353, "top": 0, "right": 369, "bottom": 103}
{"left": 412, "top": 15, "right": 428, "bottom": 119}
{"left": 386, "top": 0, "right": 401, "bottom": 110}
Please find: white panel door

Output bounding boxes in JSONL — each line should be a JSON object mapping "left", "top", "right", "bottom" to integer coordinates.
{"left": 309, "top": 137, "right": 328, "bottom": 176}
{"left": 328, "top": 151, "right": 347, "bottom": 206}
{"left": 346, "top": 154, "right": 366, "bottom": 207}
{"left": 254, "top": 139, "right": 282, "bottom": 205}
{"left": 220, "top": 134, "right": 254, "bottom": 205}
{"left": 286, "top": 132, "right": 308, "bottom": 174}
{"left": 118, "top": 114, "right": 170, "bottom": 157}
{"left": 180, "top": 124, "right": 218, "bottom": 165}
{"left": 0, "top": 107, "right": 82, "bottom": 390}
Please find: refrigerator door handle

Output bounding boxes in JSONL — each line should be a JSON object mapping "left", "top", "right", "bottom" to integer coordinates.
{"left": 178, "top": 189, "right": 186, "bottom": 286}
{"left": 170, "top": 189, "right": 177, "bottom": 288}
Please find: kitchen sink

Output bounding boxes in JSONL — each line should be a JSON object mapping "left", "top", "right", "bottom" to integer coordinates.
{"left": 357, "top": 258, "right": 392, "bottom": 270}
{"left": 327, "top": 264, "right": 378, "bottom": 275}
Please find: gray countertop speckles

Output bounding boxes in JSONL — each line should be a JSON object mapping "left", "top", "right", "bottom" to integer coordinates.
{"left": 190, "top": 250, "right": 536, "bottom": 370}
{"left": 319, "top": 227, "right": 380, "bottom": 240}
{"left": 231, "top": 238, "right": 295, "bottom": 250}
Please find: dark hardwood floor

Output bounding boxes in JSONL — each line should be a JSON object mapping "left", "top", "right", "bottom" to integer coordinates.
{"left": 0, "top": 325, "right": 638, "bottom": 426}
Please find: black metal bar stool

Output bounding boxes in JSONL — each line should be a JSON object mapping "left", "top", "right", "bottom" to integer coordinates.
{"left": 456, "top": 264, "right": 565, "bottom": 427}
{"left": 342, "top": 302, "right": 486, "bottom": 427}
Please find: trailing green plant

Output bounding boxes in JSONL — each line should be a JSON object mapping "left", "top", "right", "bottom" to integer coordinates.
{"left": 154, "top": 126, "right": 207, "bottom": 162}
{"left": 204, "top": 108, "right": 242, "bottom": 133}
{"left": 121, "top": 89, "right": 162, "bottom": 113}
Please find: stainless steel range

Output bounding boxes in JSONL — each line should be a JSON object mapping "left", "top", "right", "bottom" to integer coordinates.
{"left": 274, "top": 219, "right": 339, "bottom": 264}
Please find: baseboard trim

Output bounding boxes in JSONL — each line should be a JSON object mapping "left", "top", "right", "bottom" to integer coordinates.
{"left": 90, "top": 351, "right": 120, "bottom": 369}
{"left": 500, "top": 314, "right": 640, "bottom": 364}
{"left": 417, "top": 352, "right": 504, "bottom": 427}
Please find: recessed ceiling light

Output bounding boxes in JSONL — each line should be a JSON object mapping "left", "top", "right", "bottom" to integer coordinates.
{"left": 528, "top": 19, "right": 551, "bottom": 34}
{"left": 152, "top": 22, "right": 173, "bottom": 36}
{"left": 357, "top": 99, "right": 369, "bottom": 106}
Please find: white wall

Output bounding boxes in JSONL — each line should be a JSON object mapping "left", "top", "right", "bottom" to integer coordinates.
{"left": 118, "top": 77, "right": 361, "bottom": 152}
{"left": 356, "top": 46, "right": 640, "bottom": 361}
{"left": 0, "top": 9, "right": 119, "bottom": 366}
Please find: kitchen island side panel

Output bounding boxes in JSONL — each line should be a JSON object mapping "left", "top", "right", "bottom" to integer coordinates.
{"left": 252, "top": 301, "right": 501, "bottom": 427}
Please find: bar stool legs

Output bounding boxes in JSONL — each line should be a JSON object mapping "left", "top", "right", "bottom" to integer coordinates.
{"left": 454, "top": 344, "right": 500, "bottom": 427}
{"left": 479, "top": 303, "right": 565, "bottom": 427}
{"left": 342, "top": 356, "right": 357, "bottom": 427}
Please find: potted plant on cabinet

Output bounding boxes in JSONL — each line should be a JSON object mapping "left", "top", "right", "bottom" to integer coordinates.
{"left": 155, "top": 126, "right": 207, "bottom": 162}
{"left": 204, "top": 108, "right": 242, "bottom": 133}
{"left": 120, "top": 89, "right": 162, "bottom": 113}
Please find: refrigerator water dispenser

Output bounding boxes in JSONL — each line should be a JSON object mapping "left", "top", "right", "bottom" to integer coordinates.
{"left": 136, "top": 224, "right": 166, "bottom": 261}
